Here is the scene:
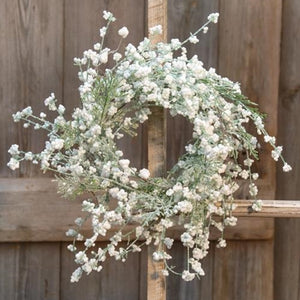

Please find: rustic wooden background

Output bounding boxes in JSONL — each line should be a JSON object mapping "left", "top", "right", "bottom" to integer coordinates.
{"left": 0, "top": 0, "right": 299, "bottom": 299}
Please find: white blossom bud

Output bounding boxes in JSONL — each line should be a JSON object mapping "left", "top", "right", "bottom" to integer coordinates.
{"left": 207, "top": 12, "right": 219, "bottom": 23}
{"left": 138, "top": 168, "right": 150, "bottom": 180}
{"left": 118, "top": 26, "right": 129, "bottom": 38}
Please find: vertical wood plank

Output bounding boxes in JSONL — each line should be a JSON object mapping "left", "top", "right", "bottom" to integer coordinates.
{"left": 0, "top": 243, "right": 60, "bottom": 300}
{"left": 147, "top": 1, "right": 168, "bottom": 299}
{"left": 167, "top": 0, "right": 219, "bottom": 171}
{"left": 60, "top": 242, "right": 141, "bottom": 300}
{"left": 275, "top": 220, "right": 300, "bottom": 300}
{"left": 0, "top": 0, "right": 64, "bottom": 177}
{"left": 63, "top": 2, "right": 146, "bottom": 297}
{"left": 64, "top": 0, "right": 146, "bottom": 169}
{"left": 166, "top": 3, "right": 218, "bottom": 299}
{"left": 218, "top": 0, "right": 282, "bottom": 200}
{"left": 166, "top": 241, "right": 214, "bottom": 300}
{"left": 213, "top": 240, "right": 274, "bottom": 300}
{"left": 275, "top": 0, "right": 300, "bottom": 298}
{"left": 217, "top": 1, "right": 282, "bottom": 299}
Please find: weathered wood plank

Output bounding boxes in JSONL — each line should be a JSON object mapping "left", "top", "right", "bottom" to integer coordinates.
{"left": 166, "top": 241, "right": 214, "bottom": 300}
{"left": 167, "top": 0, "right": 219, "bottom": 171}
{"left": 275, "top": 0, "right": 300, "bottom": 298}
{"left": 234, "top": 200, "right": 300, "bottom": 218}
{"left": 60, "top": 242, "right": 140, "bottom": 300}
{"left": 0, "top": 243, "right": 60, "bottom": 300}
{"left": 213, "top": 240, "right": 274, "bottom": 300}
{"left": 63, "top": 0, "right": 146, "bottom": 169}
{"left": 4, "top": 179, "right": 299, "bottom": 241}
{"left": 0, "top": 0, "right": 63, "bottom": 177}
{"left": 217, "top": 1, "right": 282, "bottom": 299}
{"left": 218, "top": 0, "right": 282, "bottom": 200}
{"left": 275, "top": 219, "right": 300, "bottom": 300}
{"left": 147, "top": 0, "right": 168, "bottom": 299}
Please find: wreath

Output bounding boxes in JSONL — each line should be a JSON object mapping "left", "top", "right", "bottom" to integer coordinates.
{"left": 8, "top": 11, "right": 291, "bottom": 282}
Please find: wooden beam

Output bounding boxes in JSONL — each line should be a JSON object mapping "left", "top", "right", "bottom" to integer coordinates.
{"left": 146, "top": 0, "right": 168, "bottom": 299}
{"left": 0, "top": 179, "right": 299, "bottom": 242}
{"left": 234, "top": 200, "right": 300, "bottom": 218}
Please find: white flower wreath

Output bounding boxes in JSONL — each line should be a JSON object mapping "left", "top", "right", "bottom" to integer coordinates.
{"left": 8, "top": 11, "right": 291, "bottom": 282}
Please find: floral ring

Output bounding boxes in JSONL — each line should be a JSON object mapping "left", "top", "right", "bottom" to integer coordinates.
{"left": 8, "top": 11, "right": 291, "bottom": 282}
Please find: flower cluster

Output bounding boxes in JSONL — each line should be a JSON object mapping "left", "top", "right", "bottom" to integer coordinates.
{"left": 8, "top": 11, "right": 291, "bottom": 282}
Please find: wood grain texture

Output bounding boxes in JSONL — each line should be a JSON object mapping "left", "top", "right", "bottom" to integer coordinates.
{"left": 0, "top": 0, "right": 63, "bottom": 177}
{"left": 217, "top": 1, "right": 282, "bottom": 299}
{"left": 233, "top": 200, "right": 300, "bottom": 218}
{"left": 166, "top": 241, "right": 214, "bottom": 300}
{"left": 147, "top": 1, "right": 168, "bottom": 299}
{"left": 0, "top": 1, "right": 63, "bottom": 299}
{"left": 166, "top": 0, "right": 219, "bottom": 171}
{"left": 60, "top": 242, "right": 140, "bottom": 300}
{"left": 64, "top": 0, "right": 146, "bottom": 169}
{"left": 275, "top": 0, "right": 300, "bottom": 299}
{"left": 218, "top": 0, "right": 282, "bottom": 200}
{"left": 0, "top": 243, "right": 60, "bottom": 300}
{"left": 213, "top": 240, "right": 274, "bottom": 300}
{"left": 275, "top": 219, "right": 300, "bottom": 300}
{"left": 0, "top": 179, "right": 287, "bottom": 242}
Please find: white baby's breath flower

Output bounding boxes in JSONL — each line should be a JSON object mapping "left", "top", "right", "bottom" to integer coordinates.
{"left": 182, "top": 270, "right": 195, "bottom": 281}
{"left": 103, "top": 10, "right": 115, "bottom": 21}
{"left": 138, "top": 168, "right": 150, "bottom": 180}
{"left": 118, "top": 26, "right": 129, "bottom": 38}
{"left": 271, "top": 146, "right": 282, "bottom": 161}
{"left": 24, "top": 152, "right": 33, "bottom": 161}
{"left": 217, "top": 238, "right": 226, "bottom": 248}
{"left": 71, "top": 267, "right": 83, "bottom": 282}
{"left": 207, "top": 12, "right": 219, "bottom": 23}
{"left": 44, "top": 93, "right": 57, "bottom": 111}
{"left": 249, "top": 183, "right": 258, "bottom": 197}
{"left": 264, "top": 135, "right": 276, "bottom": 145}
{"left": 190, "top": 259, "right": 205, "bottom": 275}
{"left": 180, "top": 232, "right": 194, "bottom": 247}
{"left": 116, "top": 150, "right": 123, "bottom": 157}
{"left": 283, "top": 163, "right": 292, "bottom": 172}
{"left": 166, "top": 189, "right": 174, "bottom": 196}
{"left": 108, "top": 105, "right": 118, "bottom": 116}
{"left": 73, "top": 57, "right": 81, "bottom": 64}
{"left": 8, "top": 144, "right": 19, "bottom": 156}
{"left": 67, "top": 244, "right": 77, "bottom": 252}
{"left": 193, "top": 248, "right": 206, "bottom": 260}
{"left": 51, "top": 138, "right": 64, "bottom": 150}
{"left": 94, "top": 42, "right": 101, "bottom": 50}
{"left": 99, "top": 51, "right": 108, "bottom": 64}
{"left": 57, "top": 104, "right": 65, "bottom": 115}
{"left": 176, "top": 200, "right": 193, "bottom": 213}
{"left": 113, "top": 53, "right": 122, "bottom": 61}
{"left": 189, "top": 35, "right": 199, "bottom": 44}
{"left": 7, "top": 158, "right": 19, "bottom": 170}
{"left": 99, "top": 27, "right": 107, "bottom": 38}
{"left": 149, "top": 25, "right": 162, "bottom": 35}
{"left": 170, "top": 38, "right": 181, "bottom": 50}
{"left": 244, "top": 158, "right": 254, "bottom": 167}
{"left": 252, "top": 199, "right": 263, "bottom": 212}
{"left": 163, "top": 237, "right": 174, "bottom": 249}
{"left": 119, "top": 159, "right": 130, "bottom": 169}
